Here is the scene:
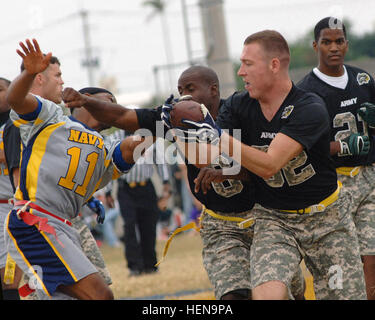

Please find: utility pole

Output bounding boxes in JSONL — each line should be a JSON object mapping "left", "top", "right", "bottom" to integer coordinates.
{"left": 180, "top": 0, "right": 194, "bottom": 66}
{"left": 80, "top": 9, "right": 98, "bottom": 86}
{"left": 199, "top": 0, "right": 236, "bottom": 98}
{"left": 157, "top": 9, "right": 175, "bottom": 91}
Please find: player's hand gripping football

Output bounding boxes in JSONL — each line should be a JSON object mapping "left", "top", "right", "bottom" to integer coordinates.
{"left": 87, "top": 197, "right": 106, "bottom": 224}
{"left": 17, "top": 39, "right": 52, "bottom": 75}
{"left": 358, "top": 102, "right": 375, "bottom": 129}
{"left": 180, "top": 104, "right": 222, "bottom": 145}
{"left": 162, "top": 95, "right": 222, "bottom": 145}
{"left": 62, "top": 87, "right": 88, "bottom": 108}
{"left": 161, "top": 94, "right": 195, "bottom": 129}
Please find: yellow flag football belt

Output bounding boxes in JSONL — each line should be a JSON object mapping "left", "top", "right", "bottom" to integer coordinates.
{"left": 4, "top": 253, "right": 16, "bottom": 285}
{"left": 336, "top": 166, "right": 362, "bottom": 177}
{"left": 155, "top": 207, "right": 255, "bottom": 267}
{"left": 280, "top": 181, "right": 342, "bottom": 215}
{"left": 202, "top": 206, "right": 255, "bottom": 229}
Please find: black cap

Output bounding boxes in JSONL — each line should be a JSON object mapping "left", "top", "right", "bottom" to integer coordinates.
{"left": 78, "top": 87, "right": 114, "bottom": 97}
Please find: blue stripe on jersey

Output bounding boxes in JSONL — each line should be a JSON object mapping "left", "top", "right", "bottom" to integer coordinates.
{"left": 68, "top": 116, "right": 97, "bottom": 132}
{"left": 7, "top": 210, "right": 76, "bottom": 295}
{"left": 19, "top": 141, "right": 32, "bottom": 200}
{"left": 113, "top": 143, "right": 135, "bottom": 172}
{"left": 18, "top": 124, "right": 52, "bottom": 200}
{"left": 18, "top": 97, "right": 42, "bottom": 121}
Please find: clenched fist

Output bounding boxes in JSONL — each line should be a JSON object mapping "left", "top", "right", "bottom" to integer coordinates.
{"left": 62, "top": 87, "right": 88, "bottom": 108}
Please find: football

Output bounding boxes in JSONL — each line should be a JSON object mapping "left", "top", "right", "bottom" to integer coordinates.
{"left": 170, "top": 100, "right": 204, "bottom": 128}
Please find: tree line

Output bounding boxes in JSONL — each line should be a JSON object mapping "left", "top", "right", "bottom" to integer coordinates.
{"left": 234, "top": 19, "right": 375, "bottom": 90}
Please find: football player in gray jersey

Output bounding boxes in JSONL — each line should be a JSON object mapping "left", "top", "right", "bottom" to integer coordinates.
{"left": 0, "top": 77, "right": 24, "bottom": 300}
{"left": 4, "top": 39, "right": 144, "bottom": 300}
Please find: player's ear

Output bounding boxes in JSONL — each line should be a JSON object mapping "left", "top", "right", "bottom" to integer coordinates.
{"left": 270, "top": 58, "right": 280, "bottom": 73}
{"left": 210, "top": 83, "right": 219, "bottom": 97}
{"left": 34, "top": 73, "right": 44, "bottom": 85}
{"left": 312, "top": 41, "right": 318, "bottom": 53}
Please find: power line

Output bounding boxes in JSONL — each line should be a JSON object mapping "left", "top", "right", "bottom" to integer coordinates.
{"left": 0, "top": 12, "right": 78, "bottom": 45}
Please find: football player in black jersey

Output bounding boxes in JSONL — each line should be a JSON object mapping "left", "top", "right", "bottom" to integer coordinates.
{"left": 62, "top": 66, "right": 306, "bottom": 300}
{"left": 298, "top": 17, "right": 375, "bottom": 300}
{"left": 62, "top": 66, "right": 256, "bottom": 300}
{"left": 163, "top": 30, "right": 366, "bottom": 300}
{"left": 177, "top": 66, "right": 256, "bottom": 300}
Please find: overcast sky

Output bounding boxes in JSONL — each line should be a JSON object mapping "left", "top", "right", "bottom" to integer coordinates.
{"left": 1, "top": 0, "right": 375, "bottom": 104}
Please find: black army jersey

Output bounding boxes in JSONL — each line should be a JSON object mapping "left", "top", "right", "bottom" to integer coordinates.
{"left": 136, "top": 102, "right": 255, "bottom": 213}
{"left": 298, "top": 65, "right": 375, "bottom": 167}
{"left": 216, "top": 85, "right": 338, "bottom": 210}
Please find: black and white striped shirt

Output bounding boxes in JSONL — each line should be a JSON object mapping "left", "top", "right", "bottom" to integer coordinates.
{"left": 110, "top": 129, "right": 170, "bottom": 183}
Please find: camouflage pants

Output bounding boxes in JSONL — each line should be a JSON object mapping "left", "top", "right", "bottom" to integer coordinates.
{"left": 200, "top": 210, "right": 254, "bottom": 299}
{"left": 338, "top": 165, "right": 375, "bottom": 255}
{"left": 200, "top": 209, "right": 305, "bottom": 299}
{"left": 250, "top": 189, "right": 366, "bottom": 300}
{"left": 71, "top": 216, "right": 112, "bottom": 285}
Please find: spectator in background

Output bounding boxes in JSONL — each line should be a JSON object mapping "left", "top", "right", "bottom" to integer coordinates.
{"left": 157, "top": 196, "right": 172, "bottom": 240}
{"left": 95, "top": 184, "right": 121, "bottom": 248}
{"left": 111, "top": 131, "right": 171, "bottom": 276}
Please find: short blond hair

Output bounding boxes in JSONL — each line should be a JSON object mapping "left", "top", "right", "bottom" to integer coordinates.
{"left": 244, "top": 30, "right": 290, "bottom": 65}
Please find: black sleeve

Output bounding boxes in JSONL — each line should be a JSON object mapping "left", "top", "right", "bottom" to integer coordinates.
{"left": 135, "top": 106, "right": 170, "bottom": 139}
{"left": 216, "top": 93, "right": 242, "bottom": 135}
{"left": 369, "top": 75, "right": 375, "bottom": 104}
{"left": 3, "top": 120, "right": 21, "bottom": 192}
{"left": 280, "top": 94, "right": 330, "bottom": 151}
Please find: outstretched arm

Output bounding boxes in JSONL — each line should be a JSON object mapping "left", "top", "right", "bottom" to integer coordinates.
{"left": 63, "top": 88, "right": 140, "bottom": 132}
{"left": 7, "top": 39, "right": 52, "bottom": 114}
{"left": 118, "top": 134, "right": 154, "bottom": 166}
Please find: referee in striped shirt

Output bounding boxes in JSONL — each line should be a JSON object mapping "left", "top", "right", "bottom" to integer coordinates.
{"left": 111, "top": 130, "right": 171, "bottom": 276}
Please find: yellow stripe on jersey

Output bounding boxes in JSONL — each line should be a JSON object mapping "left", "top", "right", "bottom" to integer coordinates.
{"left": 39, "top": 230, "right": 78, "bottom": 282}
{"left": 12, "top": 117, "right": 44, "bottom": 128}
{"left": 112, "top": 168, "right": 122, "bottom": 180}
{"left": 34, "top": 117, "right": 45, "bottom": 126}
{"left": 12, "top": 119, "right": 29, "bottom": 128}
{"left": 15, "top": 144, "right": 24, "bottom": 200}
{"left": 25, "top": 122, "right": 66, "bottom": 201}
{"left": 86, "top": 177, "right": 104, "bottom": 203}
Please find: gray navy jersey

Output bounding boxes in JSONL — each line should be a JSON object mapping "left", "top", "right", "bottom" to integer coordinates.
{"left": 0, "top": 123, "right": 14, "bottom": 200}
{"left": 10, "top": 95, "right": 125, "bottom": 221}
